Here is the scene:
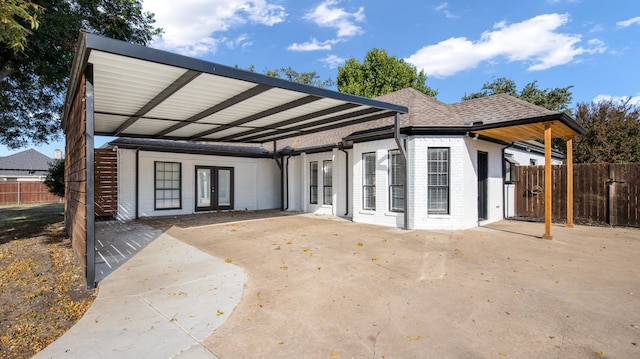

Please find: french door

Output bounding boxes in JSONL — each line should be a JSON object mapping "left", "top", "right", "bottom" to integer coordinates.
{"left": 195, "top": 166, "right": 234, "bottom": 211}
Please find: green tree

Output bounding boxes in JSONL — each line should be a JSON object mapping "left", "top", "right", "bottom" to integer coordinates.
{"left": 462, "top": 77, "right": 573, "bottom": 114}
{"left": 0, "top": 0, "right": 162, "bottom": 149}
{"left": 0, "top": 0, "right": 42, "bottom": 52}
{"left": 337, "top": 48, "right": 438, "bottom": 98}
{"left": 264, "top": 67, "right": 334, "bottom": 88}
{"left": 44, "top": 159, "right": 64, "bottom": 197}
{"left": 573, "top": 99, "right": 640, "bottom": 163}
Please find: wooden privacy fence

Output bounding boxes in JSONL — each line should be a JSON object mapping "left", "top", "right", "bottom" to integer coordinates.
{"left": 94, "top": 149, "right": 118, "bottom": 217}
{"left": 0, "top": 182, "right": 61, "bottom": 205}
{"left": 514, "top": 163, "right": 640, "bottom": 227}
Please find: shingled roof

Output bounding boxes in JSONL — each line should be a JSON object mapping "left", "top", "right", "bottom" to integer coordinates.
{"left": 448, "top": 93, "right": 556, "bottom": 125}
{"left": 0, "top": 149, "right": 54, "bottom": 177}
{"left": 274, "top": 88, "right": 581, "bottom": 152}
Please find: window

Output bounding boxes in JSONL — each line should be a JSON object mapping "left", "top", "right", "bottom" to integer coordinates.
{"left": 362, "top": 152, "right": 376, "bottom": 210}
{"left": 155, "top": 161, "right": 181, "bottom": 209}
{"left": 309, "top": 161, "right": 318, "bottom": 204}
{"left": 323, "top": 160, "right": 333, "bottom": 205}
{"left": 530, "top": 159, "right": 537, "bottom": 166}
{"left": 427, "top": 148, "right": 449, "bottom": 214}
{"left": 504, "top": 155, "right": 519, "bottom": 183}
{"left": 388, "top": 150, "right": 405, "bottom": 212}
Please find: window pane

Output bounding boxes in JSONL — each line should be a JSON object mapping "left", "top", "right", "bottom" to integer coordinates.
{"left": 323, "top": 160, "right": 332, "bottom": 205}
{"left": 389, "top": 150, "right": 405, "bottom": 212}
{"left": 363, "top": 153, "right": 375, "bottom": 210}
{"left": 427, "top": 148, "right": 449, "bottom": 214}
{"left": 155, "top": 161, "right": 181, "bottom": 209}
{"left": 310, "top": 162, "right": 318, "bottom": 204}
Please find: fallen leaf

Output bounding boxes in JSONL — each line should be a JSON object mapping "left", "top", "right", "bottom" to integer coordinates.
{"left": 225, "top": 258, "right": 233, "bottom": 263}
{"left": 371, "top": 257, "right": 378, "bottom": 261}
{"left": 216, "top": 310, "right": 224, "bottom": 316}
{"left": 596, "top": 351, "right": 605, "bottom": 355}
{"left": 330, "top": 354, "right": 339, "bottom": 358}
{"left": 357, "top": 243, "right": 364, "bottom": 247}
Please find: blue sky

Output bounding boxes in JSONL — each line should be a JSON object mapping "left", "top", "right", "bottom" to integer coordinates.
{"left": 3, "top": 0, "right": 639, "bottom": 157}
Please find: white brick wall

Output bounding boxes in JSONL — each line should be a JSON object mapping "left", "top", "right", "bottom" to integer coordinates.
{"left": 352, "top": 139, "right": 406, "bottom": 228}
{"left": 116, "top": 150, "right": 280, "bottom": 218}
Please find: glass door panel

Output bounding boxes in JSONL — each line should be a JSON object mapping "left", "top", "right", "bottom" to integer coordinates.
{"left": 217, "top": 168, "right": 232, "bottom": 207}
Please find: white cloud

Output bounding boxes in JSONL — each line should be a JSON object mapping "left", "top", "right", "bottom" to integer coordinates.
{"left": 319, "top": 54, "right": 345, "bottom": 69}
{"left": 617, "top": 16, "right": 640, "bottom": 27}
{"left": 288, "top": 38, "right": 339, "bottom": 51}
{"left": 144, "top": 0, "right": 286, "bottom": 56}
{"left": 593, "top": 94, "right": 640, "bottom": 106}
{"left": 434, "top": 2, "right": 459, "bottom": 19}
{"left": 406, "top": 13, "right": 607, "bottom": 78}
{"left": 303, "top": 0, "right": 365, "bottom": 37}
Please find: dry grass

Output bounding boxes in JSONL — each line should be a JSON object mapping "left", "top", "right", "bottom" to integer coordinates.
{"left": 0, "top": 203, "right": 95, "bottom": 359}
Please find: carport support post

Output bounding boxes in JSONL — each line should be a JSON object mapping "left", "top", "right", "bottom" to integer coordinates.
{"left": 543, "top": 124, "right": 553, "bottom": 240}
{"left": 85, "top": 64, "right": 96, "bottom": 287}
{"left": 566, "top": 136, "right": 574, "bottom": 228}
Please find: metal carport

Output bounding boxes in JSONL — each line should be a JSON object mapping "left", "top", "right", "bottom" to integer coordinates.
{"left": 61, "top": 32, "right": 407, "bottom": 288}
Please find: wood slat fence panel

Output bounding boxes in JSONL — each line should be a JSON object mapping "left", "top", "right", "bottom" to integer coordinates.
{"left": 0, "top": 182, "right": 61, "bottom": 205}
{"left": 514, "top": 163, "right": 640, "bottom": 227}
{"left": 94, "top": 149, "right": 117, "bottom": 217}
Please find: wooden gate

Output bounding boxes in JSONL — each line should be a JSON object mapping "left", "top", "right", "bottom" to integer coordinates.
{"left": 514, "top": 163, "right": 640, "bottom": 227}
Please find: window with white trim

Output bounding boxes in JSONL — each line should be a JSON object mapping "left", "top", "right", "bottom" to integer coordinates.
{"left": 427, "top": 148, "right": 449, "bottom": 214}
{"left": 155, "top": 161, "right": 181, "bottom": 209}
{"left": 504, "top": 154, "right": 519, "bottom": 183}
{"left": 362, "top": 152, "right": 376, "bottom": 210}
{"left": 310, "top": 161, "right": 318, "bottom": 204}
{"left": 388, "top": 150, "right": 405, "bottom": 212}
{"left": 323, "top": 160, "right": 332, "bottom": 205}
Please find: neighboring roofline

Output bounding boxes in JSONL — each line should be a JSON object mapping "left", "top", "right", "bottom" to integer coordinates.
{"left": 62, "top": 32, "right": 408, "bottom": 131}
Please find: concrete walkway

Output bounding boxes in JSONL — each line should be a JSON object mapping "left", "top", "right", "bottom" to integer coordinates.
{"left": 34, "top": 229, "right": 247, "bottom": 359}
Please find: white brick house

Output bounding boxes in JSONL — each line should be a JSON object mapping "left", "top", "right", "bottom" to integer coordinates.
{"left": 110, "top": 88, "right": 576, "bottom": 231}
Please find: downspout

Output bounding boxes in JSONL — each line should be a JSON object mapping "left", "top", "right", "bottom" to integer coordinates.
{"left": 339, "top": 145, "right": 349, "bottom": 216}
{"left": 273, "top": 140, "right": 284, "bottom": 210}
{"left": 393, "top": 113, "right": 409, "bottom": 230}
{"left": 502, "top": 143, "right": 514, "bottom": 220}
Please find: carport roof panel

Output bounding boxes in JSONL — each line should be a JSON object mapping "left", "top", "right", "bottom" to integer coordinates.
{"left": 63, "top": 33, "right": 407, "bottom": 143}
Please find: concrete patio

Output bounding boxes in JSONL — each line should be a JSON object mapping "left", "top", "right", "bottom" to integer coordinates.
{"left": 36, "top": 213, "right": 640, "bottom": 358}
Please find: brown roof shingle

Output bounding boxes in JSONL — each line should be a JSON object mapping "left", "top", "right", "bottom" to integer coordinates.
{"left": 274, "top": 89, "right": 563, "bottom": 151}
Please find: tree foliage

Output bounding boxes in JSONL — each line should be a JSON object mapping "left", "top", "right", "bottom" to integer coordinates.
{"left": 337, "top": 48, "right": 438, "bottom": 98}
{"left": 0, "top": 0, "right": 162, "bottom": 149}
{"left": 462, "top": 77, "right": 573, "bottom": 114}
{"left": 0, "top": 0, "right": 42, "bottom": 52}
{"left": 44, "top": 159, "right": 64, "bottom": 197}
{"left": 573, "top": 100, "right": 640, "bottom": 163}
{"left": 264, "top": 66, "right": 334, "bottom": 88}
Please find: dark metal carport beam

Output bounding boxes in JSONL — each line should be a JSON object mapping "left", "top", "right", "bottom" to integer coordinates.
{"left": 189, "top": 95, "right": 323, "bottom": 140}
{"left": 232, "top": 107, "right": 386, "bottom": 143}
{"left": 254, "top": 110, "right": 399, "bottom": 143}
{"left": 154, "top": 83, "right": 272, "bottom": 137}
{"left": 114, "top": 70, "right": 201, "bottom": 135}
{"left": 217, "top": 103, "right": 361, "bottom": 141}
